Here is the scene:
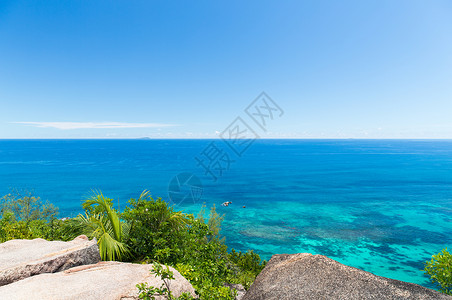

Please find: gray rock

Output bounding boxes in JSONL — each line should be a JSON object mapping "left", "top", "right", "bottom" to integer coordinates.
{"left": 243, "top": 253, "right": 451, "bottom": 300}
{"left": 0, "top": 261, "right": 197, "bottom": 300}
{"left": 0, "top": 235, "right": 100, "bottom": 286}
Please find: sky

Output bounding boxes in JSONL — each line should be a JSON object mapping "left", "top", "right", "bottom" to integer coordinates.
{"left": 0, "top": 0, "right": 451, "bottom": 139}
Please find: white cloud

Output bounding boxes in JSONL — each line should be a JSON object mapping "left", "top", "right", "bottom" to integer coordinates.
{"left": 13, "top": 121, "right": 177, "bottom": 130}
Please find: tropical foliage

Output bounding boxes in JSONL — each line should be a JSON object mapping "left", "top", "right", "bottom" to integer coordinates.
{"left": 0, "top": 190, "right": 266, "bottom": 299}
{"left": 74, "top": 192, "right": 130, "bottom": 261}
{"left": 425, "top": 248, "right": 452, "bottom": 295}
{"left": 0, "top": 191, "right": 68, "bottom": 242}
{"left": 122, "top": 191, "right": 188, "bottom": 262}
{"left": 0, "top": 191, "right": 58, "bottom": 222}
{"left": 136, "top": 263, "right": 195, "bottom": 300}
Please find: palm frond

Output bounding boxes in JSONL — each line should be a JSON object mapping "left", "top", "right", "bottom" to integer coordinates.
{"left": 74, "top": 191, "right": 131, "bottom": 261}
{"left": 97, "top": 226, "right": 130, "bottom": 261}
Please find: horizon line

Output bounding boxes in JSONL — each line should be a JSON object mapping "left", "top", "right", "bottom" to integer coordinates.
{"left": 1, "top": 137, "right": 452, "bottom": 141}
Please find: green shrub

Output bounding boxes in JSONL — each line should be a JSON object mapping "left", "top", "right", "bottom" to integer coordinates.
{"left": 0, "top": 191, "right": 58, "bottom": 222}
{"left": 137, "top": 262, "right": 195, "bottom": 300}
{"left": 227, "top": 249, "right": 266, "bottom": 288}
{"left": 425, "top": 248, "right": 452, "bottom": 295}
{"left": 0, "top": 191, "right": 67, "bottom": 242}
{"left": 0, "top": 213, "right": 79, "bottom": 243}
{"left": 122, "top": 191, "right": 190, "bottom": 263}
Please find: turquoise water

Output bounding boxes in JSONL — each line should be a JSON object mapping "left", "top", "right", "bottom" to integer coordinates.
{"left": 1, "top": 139, "right": 451, "bottom": 289}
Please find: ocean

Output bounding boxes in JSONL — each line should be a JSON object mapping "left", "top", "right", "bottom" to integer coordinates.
{"left": 1, "top": 139, "right": 451, "bottom": 289}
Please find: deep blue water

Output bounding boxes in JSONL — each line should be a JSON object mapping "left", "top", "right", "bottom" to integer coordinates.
{"left": 1, "top": 139, "right": 451, "bottom": 289}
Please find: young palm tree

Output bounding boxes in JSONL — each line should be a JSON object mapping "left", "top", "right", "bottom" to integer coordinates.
{"left": 75, "top": 191, "right": 130, "bottom": 261}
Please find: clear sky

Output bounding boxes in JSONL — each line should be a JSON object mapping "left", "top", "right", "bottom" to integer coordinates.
{"left": 1, "top": 0, "right": 451, "bottom": 139}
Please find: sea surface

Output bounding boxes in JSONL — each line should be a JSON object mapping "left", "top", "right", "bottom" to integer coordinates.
{"left": 1, "top": 139, "right": 451, "bottom": 289}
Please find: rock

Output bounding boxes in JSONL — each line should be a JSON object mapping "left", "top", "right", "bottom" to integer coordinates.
{"left": 0, "top": 261, "right": 196, "bottom": 300}
{"left": 243, "top": 253, "right": 451, "bottom": 300}
{"left": 0, "top": 235, "right": 100, "bottom": 286}
{"left": 225, "top": 283, "right": 247, "bottom": 300}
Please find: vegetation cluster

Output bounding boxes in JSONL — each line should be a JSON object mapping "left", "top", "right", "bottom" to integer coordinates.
{"left": 0, "top": 190, "right": 266, "bottom": 299}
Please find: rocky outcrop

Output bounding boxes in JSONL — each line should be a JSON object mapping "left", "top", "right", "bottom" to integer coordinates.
{"left": 0, "top": 261, "right": 196, "bottom": 300}
{"left": 0, "top": 235, "right": 100, "bottom": 286}
{"left": 243, "top": 253, "right": 451, "bottom": 300}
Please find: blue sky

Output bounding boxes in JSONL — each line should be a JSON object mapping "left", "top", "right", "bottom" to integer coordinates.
{"left": 1, "top": 0, "right": 451, "bottom": 139}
